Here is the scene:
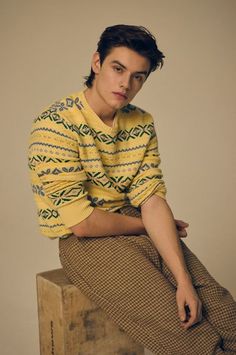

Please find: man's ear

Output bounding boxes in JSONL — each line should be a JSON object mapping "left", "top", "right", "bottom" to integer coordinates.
{"left": 91, "top": 52, "right": 101, "bottom": 74}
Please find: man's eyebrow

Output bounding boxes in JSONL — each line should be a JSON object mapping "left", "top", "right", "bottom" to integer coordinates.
{"left": 111, "top": 60, "right": 148, "bottom": 76}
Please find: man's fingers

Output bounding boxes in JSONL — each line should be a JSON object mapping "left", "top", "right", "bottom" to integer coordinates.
{"left": 175, "top": 219, "right": 189, "bottom": 228}
{"left": 187, "top": 306, "right": 197, "bottom": 326}
{"left": 178, "top": 304, "right": 186, "bottom": 322}
{"left": 181, "top": 302, "right": 202, "bottom": 329}
{"left": 178, "top": 230, "right": 187, "bottom": 238}
{"left": 176, "top": 284, "right": 202, "bottom": 330}
{"left": 175, "top": 219, "right": 189, "bottom": 238}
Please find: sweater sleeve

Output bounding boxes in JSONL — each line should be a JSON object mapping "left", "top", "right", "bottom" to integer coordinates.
{"left": 126, "top": 118, "right": 167, "bottom": 207}
{"left": 28, "top": 109, "right": 94, "bottom": 228}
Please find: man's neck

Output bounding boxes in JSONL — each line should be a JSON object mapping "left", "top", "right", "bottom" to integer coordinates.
{"left": 84, "top": 88, "right": 116, "bottom": 122}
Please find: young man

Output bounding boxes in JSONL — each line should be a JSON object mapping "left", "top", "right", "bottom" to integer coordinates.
{"left": 28, "top": 25, "right": 236, "bottom": 354}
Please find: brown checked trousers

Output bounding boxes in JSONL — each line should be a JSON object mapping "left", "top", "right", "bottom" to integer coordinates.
{"left": 59, "top": 206, "right": 236, "bottom": 354}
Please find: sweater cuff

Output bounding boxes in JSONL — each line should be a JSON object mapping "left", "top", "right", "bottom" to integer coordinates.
{"left": 58, "top": 198, "right": 95, "bottom": 228}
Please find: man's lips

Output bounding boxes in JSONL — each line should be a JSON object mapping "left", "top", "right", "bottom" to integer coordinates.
{"left": 112, "top": 92, "right": 128, "bottom": 99}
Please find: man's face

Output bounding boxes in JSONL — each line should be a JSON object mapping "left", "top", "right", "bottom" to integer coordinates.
{"left": 91, "top": 46, "right": 151, "bottom": 111}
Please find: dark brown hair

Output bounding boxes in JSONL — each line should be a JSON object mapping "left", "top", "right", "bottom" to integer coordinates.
{"left": 84, "top": 24, "right": 165, "bottom": 88}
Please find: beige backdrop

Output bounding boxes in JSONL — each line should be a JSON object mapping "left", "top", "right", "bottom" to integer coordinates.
{"left": 1, "top": 0, "right": 235, "bottom": 354}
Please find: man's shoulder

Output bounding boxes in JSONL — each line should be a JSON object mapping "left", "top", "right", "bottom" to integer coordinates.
{"left": 33, "top": 90, "right": 85, "bottom": 128}
{"left": 120, "top": 103, "right": 154, "bottom": 124}
{"left": 40, "top": 90, "right": 84, "bottom": 116}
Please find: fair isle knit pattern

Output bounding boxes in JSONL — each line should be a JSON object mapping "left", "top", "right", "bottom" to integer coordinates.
{"left": 28, "top": 90, "right": 167, "bottom": 238}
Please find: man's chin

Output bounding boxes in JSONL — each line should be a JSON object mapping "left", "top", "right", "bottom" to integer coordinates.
{"left": 116, "top": 100, "right": 130, "bottom": 109}
{"left": 110, "top": 102, "right": 127, "bottom": 111}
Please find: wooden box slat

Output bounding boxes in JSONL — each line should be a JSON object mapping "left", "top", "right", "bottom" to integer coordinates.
{"left": 36, "top": 268, "right": 145, "bottom": 355}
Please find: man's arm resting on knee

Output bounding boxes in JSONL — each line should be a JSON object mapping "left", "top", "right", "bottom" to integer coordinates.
{"left": 141, "top": 194, "right": 202, "bottom": 329}
{"left": 70, "top": 208, "right": 146, "bottom": 237}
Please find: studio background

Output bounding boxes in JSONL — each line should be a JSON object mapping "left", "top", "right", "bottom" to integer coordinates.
{"left": 1, "top": 1, "right": 235, "bottom": 354}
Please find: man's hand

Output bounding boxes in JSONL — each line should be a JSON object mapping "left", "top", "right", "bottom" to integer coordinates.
{"left": 176, "top": 276, "right": 202, "bottom": 330}
{"left": 175, "top": 219, "right": 189, "bottom": 238}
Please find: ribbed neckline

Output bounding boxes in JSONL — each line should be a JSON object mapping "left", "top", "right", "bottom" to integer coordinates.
{"left": 78, "top": 90, "right": 120, "bottom": 134}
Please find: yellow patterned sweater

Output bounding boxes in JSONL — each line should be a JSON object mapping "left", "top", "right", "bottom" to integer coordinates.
{"left": 28, "top": 90, "right": 167, "bottom": 238}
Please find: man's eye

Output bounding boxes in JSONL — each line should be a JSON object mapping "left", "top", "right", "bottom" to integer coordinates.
{"left": 114, "top": 66, "right": 123, "bottom": 72}
{"left": 134, "top": 75, "right": 143, "bottom": 81}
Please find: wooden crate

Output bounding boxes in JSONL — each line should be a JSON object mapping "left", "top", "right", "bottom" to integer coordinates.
{"left": 36, "top": 268, "right": 145, "bottom": 355}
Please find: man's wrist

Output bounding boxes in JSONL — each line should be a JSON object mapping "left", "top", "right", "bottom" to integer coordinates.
{"left": 176, "top": 270, "right": 192, "bottom": 286}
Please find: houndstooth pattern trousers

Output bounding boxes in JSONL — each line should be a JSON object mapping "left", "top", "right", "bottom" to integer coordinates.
{"left": 59, "top": 206, "right": 236, "bottom": 354}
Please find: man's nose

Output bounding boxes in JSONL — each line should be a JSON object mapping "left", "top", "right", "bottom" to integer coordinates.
{"left": 121, "top": 73, "right": 131, "bottom": 90}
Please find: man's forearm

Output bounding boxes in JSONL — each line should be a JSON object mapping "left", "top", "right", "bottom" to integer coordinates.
{"left": 71, "top": 207, "right": 146, "bottom": 237}
{"left": 141, "top": 194, "right": 190, "bottom": 284}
